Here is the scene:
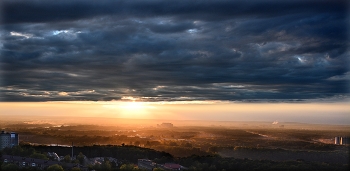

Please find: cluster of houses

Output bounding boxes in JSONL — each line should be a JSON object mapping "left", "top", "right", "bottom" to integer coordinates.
{"left": 157, "top": 123, "right": 174, "bottom": 128}
{"left": 2, "top": 130, "right": 186, "bottom": 170}
{"left": 89, "top": 157, "right": 118, "bottom": 166}
{"left": 1, "top": 155, "right": 186, "bottom": 171}
{"left": 1, "top": 154, "right": 120, "bottom": 171}
{"left": 1, "top": 154, "right": 87, "bottom": 171}
{"left": 138, "top": 159, "right": 187, "bottom": 171}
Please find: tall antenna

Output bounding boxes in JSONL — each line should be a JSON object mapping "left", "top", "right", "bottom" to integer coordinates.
{"left": 72, "top": 141, "right": 74, "bottom": 159}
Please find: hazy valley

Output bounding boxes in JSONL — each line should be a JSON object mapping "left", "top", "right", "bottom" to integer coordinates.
{"left": 1, "top": 117, "right": 349, "bottom": 163}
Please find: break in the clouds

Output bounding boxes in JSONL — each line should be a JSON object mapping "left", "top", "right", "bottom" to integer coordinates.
{"left": 0, "top": 0, "right": 349, "bottom": 102}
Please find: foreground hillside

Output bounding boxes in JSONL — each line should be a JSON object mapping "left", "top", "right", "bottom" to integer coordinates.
{"left": 1, "top": 144, "right": 348, "bottom": 171}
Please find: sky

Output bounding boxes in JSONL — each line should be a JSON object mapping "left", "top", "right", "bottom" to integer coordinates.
{"left": 0, "top": 1, "right": 349, "bottom": 124}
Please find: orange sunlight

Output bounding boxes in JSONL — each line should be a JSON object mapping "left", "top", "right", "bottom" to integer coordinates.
{"left": 0, "top": 101, "right": 349, "bottom": 125}
{"left": 117, "top": 101, "right": 150, "bottom": 119}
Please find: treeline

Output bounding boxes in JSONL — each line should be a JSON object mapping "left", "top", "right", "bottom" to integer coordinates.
{"left": 178, "top": 155, "right": 349, "bottom": 171}
{"left": 151, "top": 145, "right": 208, "bottom": 157}
{"left": 1, "top": 145, "right": 48, "bottom": 160}
{"left": 24, "top": 144, "right": 172, "bottom": 163}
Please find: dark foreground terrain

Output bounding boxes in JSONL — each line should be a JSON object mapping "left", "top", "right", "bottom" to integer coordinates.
{"left": 1, "top": 144, "right": 349, "bottom": 171}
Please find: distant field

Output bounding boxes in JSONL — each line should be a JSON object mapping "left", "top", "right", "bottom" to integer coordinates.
{"left": 1, "top": 119, "right": 349, "bottom": 164}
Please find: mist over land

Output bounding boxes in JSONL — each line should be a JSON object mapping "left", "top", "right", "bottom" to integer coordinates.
{"left": 1, "top": 118, "right": 349, "bottom": 164}
{"left": 1, "top": 103, "right": 349, "bottom": 170}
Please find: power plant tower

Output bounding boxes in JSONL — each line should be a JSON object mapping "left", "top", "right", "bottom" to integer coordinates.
{"left": 335, "top": 136, "right": 349, "bottom": 145}
{"left": 335, "top": 137, "right": 340, "bottom": 145}
{"left": 340, "top": 137, "right": 350, "bottom": 145}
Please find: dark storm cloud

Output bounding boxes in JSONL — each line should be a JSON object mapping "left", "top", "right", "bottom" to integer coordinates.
{"left": 2, "top": 0, "right": 346, "bottom": 23}
{"left": 0, "top": 0, "right": 349, "bottom": 102}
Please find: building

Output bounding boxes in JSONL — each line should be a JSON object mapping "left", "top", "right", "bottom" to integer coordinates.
{"left": 47, "top": 152, "right": 61, "bottom": 161}
{"left": 0, "top": 131, "right": 11, "bottom": 149}
{"left": 90, "top": 157, "right": 117, "bottom": 167}
{"left": 158, "top": 123, "right": 174, "bottom": 128}
{"left": 162, "top": 163, "right": 183, "bottom": 170}
{"left": 1, "top": 131, "right": 18, "bottom": 150}
{"left": 0, "top": 131, "right": 19, "bottom": 149}
{"left": 138, "top": 159, "right": 157, "bottom": 171}
{"left": 160, "top": 163, "right": 188, "bottom": 171}
{"left": 10, "top": 132, "right": 19, "bottom": 147}
{"left": 138, "top": 159, "right": 187, "bottom": 171}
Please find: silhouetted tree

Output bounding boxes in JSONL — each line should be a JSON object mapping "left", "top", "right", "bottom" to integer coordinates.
{"left": 30, "top": 153, "right": 49, "bottom": 160}
{"left": 101, "top": 160, "right": 112, "bottom": 171}
{"left": 1, "top": 163, "right": 19, "bottom": 171}
{"left": 47, "top": 164, "right": 64, "bottom": 171}
{"left": 120, "top": 164, "right": 136, "bottom": 170}
{"left": 63, "top": 155, "right": 71, "bottom": 163}
{"left": 77, "top": 152, "right": 85, "bottom": 165}
{"left": 71, "top": 167, "right": 81, "bottom": 171}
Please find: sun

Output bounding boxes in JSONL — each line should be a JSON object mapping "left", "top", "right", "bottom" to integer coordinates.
{"left": 121, "top": 101, "right": 145, "bottom": 110}
{"left": 101, "top": 100, "right": 157, "bottom": 119}
{"left": 118, "top": 101, "right": 150, "bottom": 119}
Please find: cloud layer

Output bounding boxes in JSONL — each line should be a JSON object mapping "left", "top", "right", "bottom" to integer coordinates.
{"left": 0, "top": 0, "right": 349, "bottom": 102}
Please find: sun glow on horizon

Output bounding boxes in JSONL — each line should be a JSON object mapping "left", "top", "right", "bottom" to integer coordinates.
{"left": 116, "top": 101, "right": 153, "bottom": 119}
{"left": 120, "top": 101, "right": 145, "bottom": 110}
{"left": 0, "top": 101, "right": 349, "bottom": 125}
